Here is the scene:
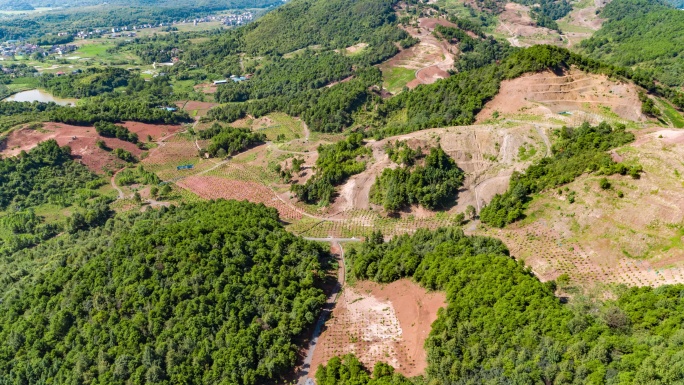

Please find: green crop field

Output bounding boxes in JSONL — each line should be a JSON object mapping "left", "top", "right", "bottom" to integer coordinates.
{"left": 382, "top": 66, "right": 415, "bottom": 94}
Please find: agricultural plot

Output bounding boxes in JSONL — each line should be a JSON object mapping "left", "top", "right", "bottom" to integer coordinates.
{"left": 475, "top": 128, "right": 684, "bottom": 287}
{"left": 176, "top": 101, "right": 218, "bottom": 119}
{"left": 176, "top": 175, "right": 303, "bottom": 220}
{"left": 229, "top": 112, "right": 307, "bottom": 142}
{"left": 476, "top": 69, "right": 646, "bottom": 124}
{"left": 309, "top": 279, "right": 446, "bottom": 379}
{"left": 381, "top": 67, "right": 416, "bottom": 94}
{"left": 142, "top": 133, "right": 217, "bottom": 181}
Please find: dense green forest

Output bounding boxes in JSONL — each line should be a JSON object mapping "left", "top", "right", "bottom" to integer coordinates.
{"left": 208, "top": 66, "right": 383, "bottom": 133}
{"left": 580, "top": 0, "right": 684, "bottom": 87}
{"left": 186, "top": 0, "right": 401, "bottom": 61}
{"left": 40, "top": 68, "right": 132, "bottom": 99}
{"left": 370, "top": 145, "right": 464, "bottom": 212}
{"left": 340, "top": 226, "right": 684, "bottom": 384}
{"left": 291, "top": 133, "right": 370, "bottom": 205}
{"left": 197, "top": 124, "right": 266, "bottom": 157}
{"left": 0, "top": 200, "right": 331, "bottom": 385}
{"left": 480, "top": 121, "right": 638, "bottom": 227}
{"left": 0, "top": 140, "right": 99, "bottom": 210}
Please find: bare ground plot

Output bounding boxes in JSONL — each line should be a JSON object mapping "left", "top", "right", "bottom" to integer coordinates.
{"left": 476, "top": 128, "right": 684, "bottom": 288}
{"left": 0, "top": 122, "right": 143, "bottom": 173}
{"left": 309, "top": 279, "right": 446, "bottom": 379}
{"left": 121, "top": 121, "right": 184, "bottom": 141}
{"left": 141, "top": 134, "right": 218, "bottom": 181}
{"left": 558, "top": 0, "right": 605, "bottom": 33}
{"left": 176, "top": 175, "right": 303, "bottom": 220}
{"left": 194, "top": 83, "right": 217, "bottom": 94}
{"left": 496, "top": 3, "right": 563, "bottom": 47}
{"left": 334, "top": 42, "right": 369, "bottom": 55}
{"left": 476, "top": 68, "right": 645, "bottom": 123}
{"left": 176, "top": 101, "right": 218, "bottom": 119}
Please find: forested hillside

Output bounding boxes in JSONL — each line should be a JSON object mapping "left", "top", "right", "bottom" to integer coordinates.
{"left": 581, "top": 0, "right": 684, "bottom": 87}
{"left": 190, "top": 0, "right": 406, "bottom": 132}
{"left": 0, "top": 200, "right": 331, "bottom": 385}
{"left": 330, "top": 227, "right": 684, "bottom": 384}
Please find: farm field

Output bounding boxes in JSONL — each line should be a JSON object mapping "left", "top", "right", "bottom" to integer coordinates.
{"left": 477, "top": 128, "right": 684, "bottom": 288}
{"left": 308, "top": 279, "right": 446, "bottom": 379}
{"left": 381, "top": 66, "right": 416, "bottom": 94}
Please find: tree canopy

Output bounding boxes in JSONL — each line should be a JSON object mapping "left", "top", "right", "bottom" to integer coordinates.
{"left": 0, "top": 200, "right": 331, "bottom": 385}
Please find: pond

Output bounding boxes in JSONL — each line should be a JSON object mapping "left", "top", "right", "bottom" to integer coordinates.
{"left": 3, "top": 89, "right": 77, "bottom": 106}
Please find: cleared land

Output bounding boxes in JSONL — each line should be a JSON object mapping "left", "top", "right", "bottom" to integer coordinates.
{"left": 476, "top": 68, "right": 645, "bottom": 123}
{"left": 309, "top": 279, "right": 446, "bottom": 378}
{"left": 496, "top": 2, "right": 562, "bottom": 47}
{"left": 379, "top": 17, "right": 456, "bottom": 93}
{"left": 0, "top": 122, "right": 155, "bottom": 173}
{"left": 476, "top": 128, "right": 684, "bottom": 288}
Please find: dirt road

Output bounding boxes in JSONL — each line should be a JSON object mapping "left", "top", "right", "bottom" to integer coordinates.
{"left": 296, "top": 239, "right": 350, "bottom": 385}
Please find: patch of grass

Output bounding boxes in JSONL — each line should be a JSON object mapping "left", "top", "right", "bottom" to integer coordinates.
{"left": 518, "top": 144, "right": 537, "bottom": 161}
{"left": 6, "top": 76, "right": 40, "bottom": 92}
{"left": 382, "top": 66, "right": 415, "bottom": 94}
{"left": 172, "top": 79, "right": 196, "bottom": 94}
{"left": 557, "top": 20, "right": 596, "bottom": 34}
{"left": 252, "top": 113, "right": 305, "bottom": 142}
{"left": 77, "top": 43, "right": 112, "bottom": 57}
{"left": 659, "top": 98, "right": 684, "bottom": 128}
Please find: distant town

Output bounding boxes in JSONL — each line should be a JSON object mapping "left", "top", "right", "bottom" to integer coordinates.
{"left": 0, "top": 11, "right": 255, "bottom": 59}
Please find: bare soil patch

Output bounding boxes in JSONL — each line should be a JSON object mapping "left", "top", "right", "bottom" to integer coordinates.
{"left": 476, "top": 68, "right": 645, "bottom": 122}
{"left": 1, "top": 123, "right": 143, "bottom": 173}
{"left": 194, "top": 83, "right": 217, "bottom": 94}
{"left": 415, "top": 65, "right": 450, "bottom": 85}
{"left": 176, "top": 175, "right": 303, "bottom": 220}
{"left": 379, "top": 19, "right": 456, "bottom": 90}
{"left": 496, "top": 3, "right": 563, "bottom": 47}
{"left": 418, "top": 17, "right": 458, "bottom": 31}
{"left": 309, "top": 279, "right": 446, "bottom": 378}
{"left": 177, "top": 101, "right": 218, "bottom": 119}
{"left": 340, "top": 42, "right": 368, "bottom": 55}
{"left": 121, "top": 122, "right": 183, "bottom": 141}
